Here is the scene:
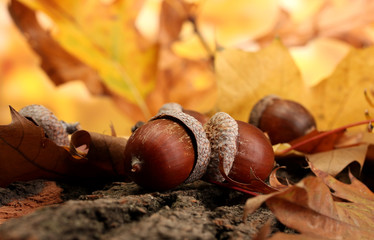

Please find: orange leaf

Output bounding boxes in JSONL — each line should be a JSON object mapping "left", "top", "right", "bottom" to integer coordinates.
{"left": 244, "top": 173, "right": 374, "bottom": 239}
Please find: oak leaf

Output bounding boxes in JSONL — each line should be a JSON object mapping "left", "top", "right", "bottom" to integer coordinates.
{"left": 214, "top": 40, "right": 305, "bottom": 121}
{"left": 244, "top": 171, "right": 374, "bottom": 239}
{"left": 306, "top": 144, "right": 368, "bottom": 177}
{"left": 0, "top": 106, "right": 127, "bottom": 186}
{"left": 8, "top": 0, "right": 216, "bottom": 122}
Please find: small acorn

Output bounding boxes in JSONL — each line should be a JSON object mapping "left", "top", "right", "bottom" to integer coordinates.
{"left": 19, "top": 104, "right": 79, "bottom": 146}
{"left": 123, "top": 110, "right": 210, "bottom": 191}
{"left": 204, "top": 112, "right": 275, "bottom": 184}
{"left": 249, "top": 95, "right": 316, "bottom": 145}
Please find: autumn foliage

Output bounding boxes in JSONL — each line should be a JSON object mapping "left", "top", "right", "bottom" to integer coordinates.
{"left": 1, "top": 0, "right": 374, "bottom": 238}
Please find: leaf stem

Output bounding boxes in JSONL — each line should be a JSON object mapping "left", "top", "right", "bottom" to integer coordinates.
{"left": 189, "top": 15, "right": 215, "bottom": 62}
{"left": 279, "top": 118, "right": 374, "bottom": 155}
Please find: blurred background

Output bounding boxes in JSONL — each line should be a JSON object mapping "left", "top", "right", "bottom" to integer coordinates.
{"left": 1, "top": 0, "right": 374, "bottom": 135}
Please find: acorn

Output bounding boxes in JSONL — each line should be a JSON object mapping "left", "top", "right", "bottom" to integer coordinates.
{"left": 19, "top": 104, "right": 79, "bottom": 146}
{"left": 204, "top": 112, "right": 275, "bottom": 184}
{"left": 123, "top": 110, "right": 210, "bottom": 191}
{"left": 249, "top": 95, "right": 316, "bottom": 145}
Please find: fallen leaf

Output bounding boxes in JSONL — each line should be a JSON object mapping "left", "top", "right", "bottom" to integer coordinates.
{"left": 0, "top": 181, "right": 62, "bottom": 224}
{"left": 214, "top": 40, "right": 305, "bottom": 121}
{"left": 306, "top": 144, "right": 368, "bottom": 177}
{"left": 8, "top": 0, "right": 106, "bottom": 95}
{"left": 267, "top": 232, "right": 330, "bottom": 240}
{"left": 289, "top": 129, "right": 345, "bottom": 154}
{"left": 244, "top": 174, "right": 374, "bottom": 239}
{"left": 9, "top": 0, "right": 158, "bottom": 120}
{"left": 308, "top": 46, "right": 374, "bottom": 130}
{"left": 310, "top": 164, "right": 374, "bottom": 205}
{"left": 0, "top": 106, "right": 70, "bottom": 186}
{"left": 0, "top": 106, "right": 127, "bottom": 186}
{"left": 70, "top": 130, "right": 128, "bottom": 181}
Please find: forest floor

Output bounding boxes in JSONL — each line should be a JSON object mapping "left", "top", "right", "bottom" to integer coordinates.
{"left": 0, "top": 179, "right": 289, "bottom": 240}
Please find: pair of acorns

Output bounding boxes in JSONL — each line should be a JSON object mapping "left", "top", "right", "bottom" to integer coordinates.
{"left": 124, "top": 95, "right": 316, "bottom": 191}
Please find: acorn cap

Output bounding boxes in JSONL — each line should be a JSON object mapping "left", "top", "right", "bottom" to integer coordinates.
{"left": 151, "top": 110, "right": 210, "bottom": 183}
{"left": 158, "top": 103, "right": 183, "bottom": 113}
{"left": 249, "top": 95, "right": 280, "bottom": 127}
{"left": 203, "top": 112, "right": 238, "bottom": 182}
{"left": 19, "top": 104, "right": 69, "bottom": 146}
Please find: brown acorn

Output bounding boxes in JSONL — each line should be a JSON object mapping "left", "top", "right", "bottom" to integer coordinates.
{"left": 249, "top": 95, "right": 316, "bottom": 145}
{"left": 123, "top": 110, "right": 210, "bottom": 191}
{"left": 204, "top": 112, "right": 275, "bottom": 184}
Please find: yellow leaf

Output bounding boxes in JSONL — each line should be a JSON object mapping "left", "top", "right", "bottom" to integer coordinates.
{"left": 214, "top": 40, "right": 305, "bottom": 121}
{"left": 290, "top": 38, "right": 351, "bottom": 87}
{"left": 16, "top": 0, "right": 158, "bottom": 118}
{"left": 308, "top": 46, "right": 374, "bottom": 130}
{"left": 198, "top": 0, "right": 278, "bottom": 47}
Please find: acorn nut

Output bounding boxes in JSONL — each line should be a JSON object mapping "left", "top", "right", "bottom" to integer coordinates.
{"left": 204, "top": 112, "right": 275, "bottom": 183}
{"left": 249, "top": 95, "right": 316, "bottom": 145}
{"left": 123, "top": 110, "right": 210, "bottom": 191}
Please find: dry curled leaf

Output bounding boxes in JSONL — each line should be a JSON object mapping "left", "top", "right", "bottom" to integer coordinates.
{"left": 244, "top": 172, "right": 374, "bottom": 239}
{"left": 0, "top": 106, "right": 127, "bottom": 186}
{"left": 70, "top": 130, "right": 128, "bottom": 181}
{"left": 306, "top": 144, "right": 368, "bottom": 177}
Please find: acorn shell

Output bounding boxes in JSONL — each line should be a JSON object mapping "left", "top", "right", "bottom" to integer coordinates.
{"left": 204, "top": 112, "right": 274, "bottom": 183}
{"left": 123, "top": 110, "right": 210, "bottom": 191}
{"left": 249, "top": 95, "right": 316, "bottom": 144}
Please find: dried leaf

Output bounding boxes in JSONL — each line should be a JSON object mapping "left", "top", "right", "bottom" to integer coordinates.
{"left": 0, "top": 107, "right": 127, "bottom": 186}
{"left": 306, "top": 144, "right": 368, "bottom": 177}
{"left": 244, "top": 174, "right": 374, "bottom": 239}
{"left": 9, "top": 0, "right": 158, "bottom": 120}
{"left": 289, "top": 129, "right": 345, "bottom": 154}
{"left": 308, "top": 46, "right": 374, "bottom": 130}
{"left": 70, "top": 130, "right": 128, "bottom": 180}
{"left": 0, "top": 106, "right": 73, "bottom": 186}
{"left": 214, "top": 40, "right": 305, "bottom": 121}
{"left": 9, "top": 0, "right": 216, "bottom": 121}
{"left": 8, "top": 0, "right": 106, "bottom": 95}
{"left": 267, "top": 232, "right": 330, "bottom": 240}
{"left": 0, "top": 181, "right": 62, "bottom": 224}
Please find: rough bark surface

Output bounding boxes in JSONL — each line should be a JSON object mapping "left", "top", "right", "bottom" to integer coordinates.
{"left": 0, "top": 180, "right": 281, "bottom": 240}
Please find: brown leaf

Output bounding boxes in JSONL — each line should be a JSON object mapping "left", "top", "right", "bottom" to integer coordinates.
{"left": 267, "top": 232, "right": 330, "bottom": 240}
{"left": 0, "top": 106, "right": 127, "bottom": 186}
{"left": 289, "top": 129, "right": 345, "bottom": 154}
{"left": 70, "top": 130, "right": 128, "bottom": 181}
{"left": 8, "top": 0, "right": 107, "bottom": 95}
{"left": 244, "top": 174, "right": 374, "bottom": 239}
{"left": 0, "top": 181, "right": 62, "bottom": 224}
{"left": 306, "top": 144, "right": 368, "bottom": 177}
{"left": 0, "top": 106, "right": 73, "bottom": 186}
